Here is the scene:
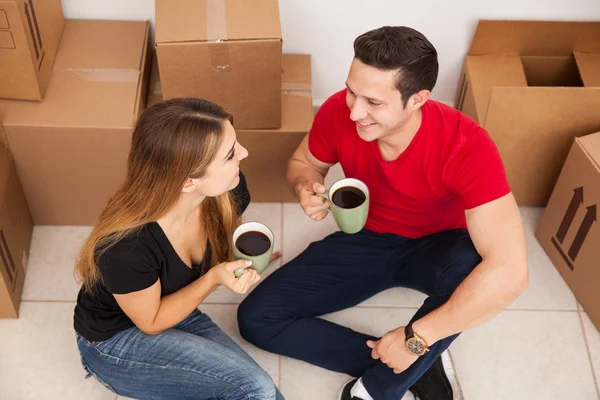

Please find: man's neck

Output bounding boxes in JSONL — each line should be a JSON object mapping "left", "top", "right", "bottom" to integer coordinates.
{"left": 377, "top": 108, "right": 422, "bottom": 162}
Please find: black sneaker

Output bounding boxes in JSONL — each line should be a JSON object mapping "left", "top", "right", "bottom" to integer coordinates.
{"left": 339, "top": 378, "right": 362, "bottom": 400}
{"left": 409, "top": 352, "right": 462, "bottom": 400}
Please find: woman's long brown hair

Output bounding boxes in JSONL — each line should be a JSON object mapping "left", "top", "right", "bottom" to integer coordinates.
{"left": 75, "top": 98, "right": 238, "bottom": 292}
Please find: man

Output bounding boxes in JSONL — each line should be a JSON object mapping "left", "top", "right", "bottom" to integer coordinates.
{"left": 238, "top": 26, "right": 528, "bottom": 400}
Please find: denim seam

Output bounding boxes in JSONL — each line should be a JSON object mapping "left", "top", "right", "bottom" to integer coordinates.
{"left": 89, "top": 344, "right": 265, "bottom": 397}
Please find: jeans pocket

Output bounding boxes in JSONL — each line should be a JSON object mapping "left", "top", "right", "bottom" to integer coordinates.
{"left": 79, "top": 354, "right": 117, "bottom": 394}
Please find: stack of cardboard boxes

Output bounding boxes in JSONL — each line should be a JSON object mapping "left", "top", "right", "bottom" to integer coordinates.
{"left": 0, "top": 0, "right": 152, "bottom": 317}
{"left": 0, "top": 0, "right": 314, "bottom": 318}
{"left": 151, "top": 0, "right": 314, "bottom": 202}
{"left": 456, "top": 20, "right": 600, "bottom": 331}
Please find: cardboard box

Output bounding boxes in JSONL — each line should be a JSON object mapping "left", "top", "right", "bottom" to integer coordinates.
{"left": 536, "top": 132, "right": 600, "bottom": 331}
{"left": 155, "top": 0, "right": 283, "bottom": 130}
{"left": 147, "top": 54, "right": 313, "bottom": 202}
{"left": 0, "top": 0, "right": 64, "bottom": 100}
{"left": 0, "top": 141, "right": 33, "bottom": 318}
{"left": 2, "top": 19, "right": 151, "bottom": 225}
{"left": 455, "top": 20, "right": 600, "bottom": 206}
{"left": 146, "top": 51, "right": 162, "bottom": 108}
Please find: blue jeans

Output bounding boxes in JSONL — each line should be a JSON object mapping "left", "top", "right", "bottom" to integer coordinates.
{"left": 238, "top": 229, "right": 481, "bottom": 400}
{"left": 76, "top": 309, "right": 284, "bottom": 400}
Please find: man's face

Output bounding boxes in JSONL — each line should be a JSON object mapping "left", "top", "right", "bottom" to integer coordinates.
{"left": 345, "top": 58, "right": 414, "bottom": 142}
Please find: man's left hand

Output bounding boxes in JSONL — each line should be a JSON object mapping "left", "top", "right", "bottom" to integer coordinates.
{"left": 367, "top": 327, "right": 419, "bottom": 374}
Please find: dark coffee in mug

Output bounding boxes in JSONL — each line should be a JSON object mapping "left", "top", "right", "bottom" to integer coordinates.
{"left": 331, "top": 186, "right": 366, "bottom": 209}
{"left": 235, "top": 231, "right": 271, "bottom": 257}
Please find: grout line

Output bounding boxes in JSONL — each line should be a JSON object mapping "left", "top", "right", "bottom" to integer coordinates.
{"left": 278, "top": 355, "right": 282, "bottom": 390}
{"left": 578, "top": 311, "right": 600, "bottom": 399}
{"left": 22, "top": 299, "right": 76, "bottom": 303}
{"left": 446, "top": 350, "right": 465, "bottom": 399}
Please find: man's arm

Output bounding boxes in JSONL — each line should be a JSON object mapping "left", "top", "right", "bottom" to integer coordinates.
{"left": 413, "top": 192, "right": 528, "bottom": 344}
{"left": 287, "top": 134, "right": 332, "bottom": 196}
{"left": 286, "top": 134, "right": 335, "bottom": 221}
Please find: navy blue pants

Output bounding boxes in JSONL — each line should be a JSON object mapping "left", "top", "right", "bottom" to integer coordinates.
{"left": 238, "top": 229, "right": 481, "bottom": 400}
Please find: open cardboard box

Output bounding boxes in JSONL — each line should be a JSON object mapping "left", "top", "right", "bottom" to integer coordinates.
{"left": 456, "top": 20, "right": 600, "bottom": 206}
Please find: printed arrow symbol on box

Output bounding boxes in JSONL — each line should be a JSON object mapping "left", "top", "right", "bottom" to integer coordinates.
{"left": 556, "top": 187, "right": 584, "bottom": 243}
{"left": 23, "top": 3, "right": 39, "bottom": 59}
{"left": 568, "top": 204, "right": 597, "bottom": 261}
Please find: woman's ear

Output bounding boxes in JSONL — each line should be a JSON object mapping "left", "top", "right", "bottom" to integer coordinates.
{"left": 181, "top": 178, "right": 196, "bottom": 193}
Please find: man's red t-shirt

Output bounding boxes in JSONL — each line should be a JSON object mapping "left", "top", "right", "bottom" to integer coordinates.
{"left": 308, "top": 89, "right": 511, "bottom": 239}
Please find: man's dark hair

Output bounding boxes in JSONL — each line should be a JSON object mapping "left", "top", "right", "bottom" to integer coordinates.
{"left": 353, "top": 26, "right": 438, "bottom": 107}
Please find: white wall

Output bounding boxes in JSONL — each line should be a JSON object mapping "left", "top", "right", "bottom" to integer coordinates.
{"left": 62, "top": 0, "right": 600, "bottom": 104}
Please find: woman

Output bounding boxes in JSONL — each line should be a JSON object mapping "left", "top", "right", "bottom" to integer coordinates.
{"left": 73, "top": 98, "right": 283, "bottom": 399}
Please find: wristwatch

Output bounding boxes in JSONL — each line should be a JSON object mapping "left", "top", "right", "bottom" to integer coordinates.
{"left": 405, "top": 322, "right": 430, "bottom": 356}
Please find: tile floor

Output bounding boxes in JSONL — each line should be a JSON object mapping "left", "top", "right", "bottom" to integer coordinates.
{"left": 1, "top": 167, "right": 599, "bottom": 399}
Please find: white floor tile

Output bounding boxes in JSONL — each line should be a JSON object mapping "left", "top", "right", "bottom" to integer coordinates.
{"left": 282, "top": 203, "right": 339, "bottom": 265}
{"left": 581, "top": 312, "right": 600, "bottom": 395}
{"left": 452, "top": 310, "right": 596, "bottom": 400}
{"left": 358, "top": 288, "right": 427, "bottom": 308}
{"left": 508, "top": 206, "right": 577, "bottom": 310}
{"left": 0, "top": 302, "right": 114, "bottom": 400}
{"left": 280, "top": 307, "right": 418, "bottom": 400}
{"left": 201, "top": 304, "right": 280, "bottom": 386}
{"left": 205, "top": 203, "right": 283, "bottom": 304}
{"left": 22, "top": 226, "right": 92, "bottom": 301}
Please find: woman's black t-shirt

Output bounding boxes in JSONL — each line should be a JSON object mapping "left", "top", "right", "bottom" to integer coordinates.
{"left": 73, "top": 173, "right": 251, "bottom": 342}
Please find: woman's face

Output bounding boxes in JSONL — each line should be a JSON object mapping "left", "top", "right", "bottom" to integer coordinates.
{"left": 190, "top": 120, "right": 249, "bottom": 197}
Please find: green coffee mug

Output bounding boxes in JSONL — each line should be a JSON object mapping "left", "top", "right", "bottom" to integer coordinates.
{"left": 233, "top": 221, "right": 274, "bottom": 277}
{"left": 317, "top": 178, "right": 369, "bottom": 234}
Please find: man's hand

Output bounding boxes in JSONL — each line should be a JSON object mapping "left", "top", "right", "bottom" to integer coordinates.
{"left": 367, "top": 327, "right": 419, "bottom": 374}
{"left": 295, "top": 181, "right": 330, "bottom": 221}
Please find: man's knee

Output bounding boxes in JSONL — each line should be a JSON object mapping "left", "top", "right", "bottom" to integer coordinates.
{"left": 237, "top": 291, "right": 277, "bottom": 348}
{"left": 437, "top": 242, "right": 482, "bottom": 292}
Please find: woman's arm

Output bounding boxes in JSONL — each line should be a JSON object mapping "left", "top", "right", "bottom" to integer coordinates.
{"left": 113, "top": 259, "right": 255, "bottom": 335}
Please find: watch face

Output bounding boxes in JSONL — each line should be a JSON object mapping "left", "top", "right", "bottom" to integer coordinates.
{"left": 407, "top": 338, "right": 426, "bottom": 355}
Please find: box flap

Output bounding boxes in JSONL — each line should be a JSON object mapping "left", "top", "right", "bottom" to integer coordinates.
{"left": 578, "top": 131, "right": 600, "bottom": 172}
{"left": 468, "top": 20, "right": 600, "bottom": 56}
{"left": 466, "top": 55, "right": 527, "bottom": 124}
{"left": 483, "top": 87, "right": 600, "bottom": 205}
{"left": 3, "top": 19, "right": 148, "bottom": 129}
{"left": 156, "top": 0, "right": 281, "bottom": 44}
{"left": 575, "top": 52, "right": 600, "bottom": 87}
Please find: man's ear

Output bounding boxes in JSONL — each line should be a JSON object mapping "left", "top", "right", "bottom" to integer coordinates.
{"left": 409, "top": 90, "right": 431, "bottom": 111}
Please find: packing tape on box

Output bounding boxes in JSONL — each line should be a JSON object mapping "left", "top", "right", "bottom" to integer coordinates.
{"left": 206, "top": 0, "right": 230, "bottom": 71}
{"left": 282, "top": 82, "right": 312, "bottom": 91}
{"left": 281, "top": 90, "right": 311, "bottom": 98}
{"left": 56, "top": 68, "right": 140, "bottom": 83}
{"left": 206, "top": 0, "right": 227, "bottom": 42}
